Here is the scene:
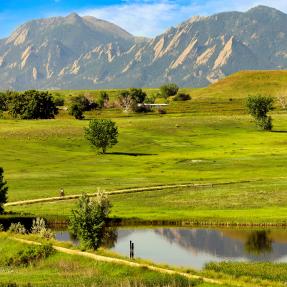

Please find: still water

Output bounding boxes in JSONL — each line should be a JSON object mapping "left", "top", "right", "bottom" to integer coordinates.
{"left": 55, "top": 227, "right": 287, "bottom": 269}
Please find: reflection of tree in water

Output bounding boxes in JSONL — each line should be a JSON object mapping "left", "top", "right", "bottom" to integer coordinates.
{"left": 101, "top": 227, "right": 118, "bottom": 248}
{"left": 245, "top": 231, "right": 272, "bottom": 255}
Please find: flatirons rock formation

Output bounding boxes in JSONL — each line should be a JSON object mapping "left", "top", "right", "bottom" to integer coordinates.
{"left": 1, "top": 5, "right": 287, "bottom": 90}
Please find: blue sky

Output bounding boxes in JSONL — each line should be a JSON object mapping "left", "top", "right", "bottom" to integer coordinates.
{"left": 1, "top": 0, "right": 287, "bottom": 38}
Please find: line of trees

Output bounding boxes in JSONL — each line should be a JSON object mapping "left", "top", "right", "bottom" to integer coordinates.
{"left": 0, "top": 83, "right": 193, "bottom": 120}
{"left": 0, "top": 90, "right": 58, "bottom": 119}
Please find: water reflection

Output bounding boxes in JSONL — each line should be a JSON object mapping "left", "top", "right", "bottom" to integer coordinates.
{"left": 102, "top": 227, "right": 118, "bottom": 249}
{"left": 55, "top": 227, "right": 118, "bottom": 248}
{"left": 55, "top": 227, "right": 287, "bottom": 269}
{"left": 245, "top": 231, "right": 272, "bottom": 255}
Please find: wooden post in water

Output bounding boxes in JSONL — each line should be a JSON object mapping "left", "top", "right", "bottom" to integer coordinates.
{"left": 130, "top": 240, "right": 134, "bottom": 259}
{"left": 131, "top": 242, "right": 134, "bottom": 259}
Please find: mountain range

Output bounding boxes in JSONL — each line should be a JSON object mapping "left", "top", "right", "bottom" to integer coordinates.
{"left": 1, "top": 5, "right": 287, "bottom": 90}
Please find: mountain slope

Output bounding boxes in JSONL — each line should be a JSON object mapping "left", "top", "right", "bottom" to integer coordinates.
{"left": 0, "top": 13, "right": 136, "bottom": 90}
{"left": 1, "top": 5, "right": 287, "bottom": 90}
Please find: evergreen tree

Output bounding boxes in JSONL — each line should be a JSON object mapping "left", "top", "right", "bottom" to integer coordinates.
{"left": 0, "top": 167, "right": 8, "bottom": 214}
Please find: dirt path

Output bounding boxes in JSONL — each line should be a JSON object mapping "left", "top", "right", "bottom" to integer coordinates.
{"left": 10, "top": 236, "right": 222, "bottom": 285}
{"left": 5, "top": 180, "right": 256, "bottom": 207}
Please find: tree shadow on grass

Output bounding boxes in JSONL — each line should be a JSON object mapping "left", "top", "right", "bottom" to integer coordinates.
{"left": 106, "top": 152, "right": 157, "bottom": 156}
{"left": 271, "top": 130, "right": 287, "bottom": 133}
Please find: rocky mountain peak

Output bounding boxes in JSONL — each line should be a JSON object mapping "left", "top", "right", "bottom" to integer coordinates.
{"left": 1, "top": 6, "right": 287, "bottom": 90}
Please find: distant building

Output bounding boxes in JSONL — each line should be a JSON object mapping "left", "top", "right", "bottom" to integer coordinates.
{"left": 137, "top": 103, "right": 169, "bottom": 108}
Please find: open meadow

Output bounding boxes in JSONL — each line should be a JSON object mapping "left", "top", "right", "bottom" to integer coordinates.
{"left": 1, "top": 71, "right": 287, "bottom": 224}
{"left": 1, "top": 71, "right": 287, "bottom": 286}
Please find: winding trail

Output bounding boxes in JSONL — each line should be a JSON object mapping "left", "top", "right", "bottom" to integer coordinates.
{"left": 5, "top": 180, "right": 257, "bottom": 207}
{"left": 10, "top": 236, "right": 222, "bottom": 285}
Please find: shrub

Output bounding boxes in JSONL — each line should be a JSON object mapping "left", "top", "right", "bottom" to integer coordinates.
{"left": 134, "top": 105, "right": 151, "bottom": 113}
{"left": 69, "top": 95, "right": 98, "bottom": 119}
{"left": 117, "top": 90, "right": 136, "bottom": 112}
{"left": 53, "top": 94, "right": 65, "bottom": 106}
{"left": 173, "top": 93, "right": 191, "bottom": 101}
{"left": 0, "top": 224, "right": 4, "bottom": 231}
{"left": 129, "top": 88, "right": 146, "bottom": 104}
{"left": 117, "top": 88, "right": 147, "bottom": 112}
{"left": 31, "top": 217, "right": 55, "bottom": 240}
{"left": 31, "top": 217, "right": 46, "bottom": 234}
{"left": 8, "top": 222, "right": 26, "bottom": 234}
{"left": 0, "top": 167, "right": 8, "bottom": 214}
{"left": 277, "top": 94, "right": 287, "bottom": 109}
{"left": 246, "top": 95, "right": 274, "bottom": 131}
{"left": 69, "top": 103, "right": 84, "bottom": 120}
{"left": 6, "top": 244, "right": 54, "bottom": 267}
{"left": 84, "top": 119, "right": 118, "bottom": 154}
{"left": 98, "top": 91, "right": 109, "bottom": 109}
{"left": 70, "top": 95, "right": 96, "bottom": 111}
{"left": 71, "top": 95, "right": 90, "bottom": 110}
{"left": 160, "top": 83, "right": 179, "bottom": 99}
{"left": 0, "top": 92, "right": 8, "bottom": 111}
{"left": 158, "top": 108, "right": 167, "bottom": 114}
{"left": 69, "top": 193, "right": 111, "bottom": 250}
{"left": 145, "top": 93, "right": 158, "bottom": 104}
{"left": 9, "top": 90, "right": 58, "bottom": 119}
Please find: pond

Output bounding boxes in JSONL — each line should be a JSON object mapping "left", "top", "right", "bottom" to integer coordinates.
{"left": 55, "top": 227, "right": 287, "bottom": 269}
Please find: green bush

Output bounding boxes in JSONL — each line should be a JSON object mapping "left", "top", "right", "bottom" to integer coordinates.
{"left": 69, "top": 103, "right": 84, "bottom": 120}
{"left": 160, "top": 83, "right": 179, "bottom": 99}
{"left": 8, "top": 222, "right": 26, "bottom": 234}
{"left": 129, "top": 88, "right": 146, "bottom": 104}
{"left": 145, "top": 93, "right": 158, "bottom": 104}
{"left": 9, "top": 90, "right": 58, "bottom": 119}
{"left": 0, "top": 92, "right": 8, "bottom": 111}
{"left": 173, "top": 93, "right": 191, "bottom": 101}
{"left": 69, "top": 95, "right": 98, "bottom": 119}
{"left": 6, "top": 244, "right": 54, "bottom": 267}
{"left": 70, "top": 95, "right": 96, "bottom": 111}
{"left": 98, "top": 91, "right": 109, "bottom": 109}
{"left": 246, "top": 95, "right": 274, "bottom": 130}
{"left": 53, "top": 94, "right": 65, "bottom": 106}
{"left": 69, "top": 193, "right": 111, "bottom": 250}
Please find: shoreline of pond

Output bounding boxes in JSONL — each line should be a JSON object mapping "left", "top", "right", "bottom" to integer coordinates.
{"left": 1, "top": 214, "right": 287, "bottom": 230}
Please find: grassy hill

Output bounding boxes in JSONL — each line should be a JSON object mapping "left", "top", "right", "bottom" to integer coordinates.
{"left": 50, "top": 70, "right": 287, "bottom": 99}
{"left": 189, "top": 70, "right": 287, "bottom": 99}
{"left": 48, "top": 70, "right": 287, "bottom": 115}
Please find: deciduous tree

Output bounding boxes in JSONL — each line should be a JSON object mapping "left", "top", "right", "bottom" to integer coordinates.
{"left": 69, "top": 193, "right": 111, "bottom": 249}
{"left": 246, "top": 95, "right": 274, "bottom": 131}
{"left": 84, "top": 119, "right": 118, "bottom": 154}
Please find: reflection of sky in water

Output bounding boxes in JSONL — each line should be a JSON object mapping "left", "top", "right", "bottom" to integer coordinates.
{"left": 111, "top": 229, "right": 246, "bottom": 269}
{"left": 55, "top": 228, "right": 287, "bottom": 269}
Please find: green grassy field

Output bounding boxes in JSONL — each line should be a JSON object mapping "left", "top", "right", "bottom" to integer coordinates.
{"left": 2, "top": 71, "right": 287, "bottom": 224}
{"left": 1, "top": 234, "right": 287, "bottom": 287}
{"left": 0, "top": 235, "right": 215, "bottom": 287}
{"left": 8, "top": 182, "right": 287, "bottom": 224}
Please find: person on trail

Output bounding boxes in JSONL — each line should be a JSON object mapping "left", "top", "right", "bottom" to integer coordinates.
{"left": 60, "top": 188, "right": 65, "bottom": 197}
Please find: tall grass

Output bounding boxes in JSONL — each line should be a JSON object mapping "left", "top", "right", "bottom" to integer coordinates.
{"left": 205, "top": 261, "right": 287, "bottom": 282}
